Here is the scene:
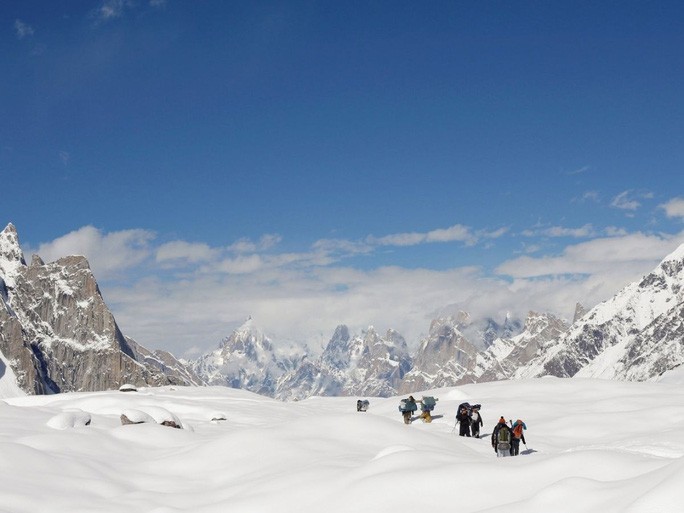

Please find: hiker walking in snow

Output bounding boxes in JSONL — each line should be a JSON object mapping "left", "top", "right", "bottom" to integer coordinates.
{"left": 510, "top": 419, "right": 527, "bottom": 456}
{"left": 456, "top": 404, "right": 471, "bottom": 437}
{"left": 399, "top": 395, "right": 417, "bottom": 424}
{"left": 418, "top": 396, "right": 438, "bottom": 423}
{"left": 470, "top": 405, "right": 483, "bottom": 438}
{"left": 491, "top": 416, "right": 513, "bottom": 457}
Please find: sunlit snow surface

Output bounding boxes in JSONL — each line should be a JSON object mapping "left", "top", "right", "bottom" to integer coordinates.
{"left": 2, "top": 376, "right": 684, "bottom": 513}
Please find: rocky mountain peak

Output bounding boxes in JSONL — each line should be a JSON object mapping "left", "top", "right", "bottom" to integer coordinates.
{"left": 516, "top": 242, "right": 684, "bottom": 381}
{"left": 573, "top": 302, "right": 587, "bottom": 323}
{"left": 30, "top": 254, "right": 45, "bottom": 267}
{"left": 1, "top": 224, "right": 195, "bottom": 395}
{"left": 220, "top": 317, "right": 274, "bottom": 360}
{"left": 0, "top": 223, "right": 27, "bottom": 289}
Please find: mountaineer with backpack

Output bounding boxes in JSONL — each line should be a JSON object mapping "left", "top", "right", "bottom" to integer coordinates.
{"left": 510, "top": 419, "right": 527, "bottom": 456}
{"left": 399, "top": 396, "right": 418, "bottom": 424}
{"left": 491, "top": 416, "right": 513, "bottom": 457}
{"left": 470, "top": 405, "right": 483, "bottom": 438}
{"left": 456, "top": 403, "right": 471, "bottom": 437}
{"left": 419, "top": 396, "right": 438, "bottom": 423}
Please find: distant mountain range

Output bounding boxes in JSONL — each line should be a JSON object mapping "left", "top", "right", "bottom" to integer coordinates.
{"left": 2, "top": 222, "right": 683, "bottom": 398}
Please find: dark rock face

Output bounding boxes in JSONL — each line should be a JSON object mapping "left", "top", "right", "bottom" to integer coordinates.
{"left": 398, "top": 317, "right": 477, "bottom": 393}
{"left": 0, "top": 223, "right": 195, "bottom": 394}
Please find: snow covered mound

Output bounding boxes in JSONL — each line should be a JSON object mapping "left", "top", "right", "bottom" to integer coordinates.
{"left": 47, "top": 409, "right": 91, "bottom": 429}
{"left": 2, "top": 379, "right": 684, "bottom": 512}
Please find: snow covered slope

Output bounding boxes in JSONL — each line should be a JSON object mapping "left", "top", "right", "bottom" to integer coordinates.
{"left": 517, "top": 243, "right": 684, "bottom": 381}
{"left": 193, "top": 317, "right": 304, "bottom": 395}
{"left": 473, "top": 311, "right": 569, "bottom": 382}
{"left": 1, "top": 378, "right": 684, "bottom": 512}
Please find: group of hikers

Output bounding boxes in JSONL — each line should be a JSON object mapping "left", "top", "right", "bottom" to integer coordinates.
{"left": 455, "top": 402, "right": 483, "bottom": 437}
{"left": 394, "top": 397, "right": 528, "bottom": 457}
{"left": 491, "top": 417, "right": 528, "bottom": 457}
{"left": 456, "top": 402, "right": 528, "bottom": 457}
{"left": 397, "top": 395, "right": 438, "bottom": 424}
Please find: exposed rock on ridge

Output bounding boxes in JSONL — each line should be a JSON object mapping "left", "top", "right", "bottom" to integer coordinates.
{"left": 516, "top": 243, "right": 684, "bottom": 381}
{"left": 0, "top": 223, "right": 195, "bottom": 394}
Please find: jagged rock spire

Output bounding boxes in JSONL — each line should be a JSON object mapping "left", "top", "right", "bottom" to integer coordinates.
{"left": 573, "top": 302, "right": 587, "bottom": 323}
{"left": 1, "top": 223, "right": 194, "bottom": 395}
{"left": 0, "top": 223, "right": 27, "bottom": 289}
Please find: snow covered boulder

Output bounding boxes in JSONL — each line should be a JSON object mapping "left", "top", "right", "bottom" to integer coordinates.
{"left": 144, "top": 406, "right": 183, "bottom": 429}
{"left": 210, "top": 412, "right": 227, "bottom": 422}
{"left": 120, "top": 406, "right": 184, "bottom": 429}
{"left": 47, "top": 409, "right": 92, "bottom": 429}
{"left": 119, "top": 384, "right": 138, "bottom": 392}
{"left": 120, "top": 409, "right": 156, "bottom": 426}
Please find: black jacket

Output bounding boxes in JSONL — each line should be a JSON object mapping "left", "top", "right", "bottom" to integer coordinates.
{"left": 491, "top": 423, "right": 513, "bottom": 448}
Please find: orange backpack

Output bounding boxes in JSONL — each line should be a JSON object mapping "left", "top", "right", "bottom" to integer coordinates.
{"left": 513, "top": 420, "right": 524, "bottom": 438}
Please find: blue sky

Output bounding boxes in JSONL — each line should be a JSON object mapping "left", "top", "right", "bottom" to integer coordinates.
{"left": 2, "top": 1, "right": 684, "bottom": 357}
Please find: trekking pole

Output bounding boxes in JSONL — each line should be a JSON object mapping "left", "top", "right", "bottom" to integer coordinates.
{"left": 451, "top": 419, "right": 457, "bottom": 434}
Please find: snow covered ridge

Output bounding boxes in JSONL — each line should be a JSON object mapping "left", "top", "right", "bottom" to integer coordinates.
{"left": 516, "top": 241, "right": 684, "bottom": 381}
{"left": 192, "top": 240, "right": 684, "bottom": 398}
{"left": 4, "top": 221, "right": 684, "bottom": 400}
{"left": 0, "top": 223, "right": 199, "bottom": 395}
{"left": 2, "top": 379, "right": 684, "bottom": 512}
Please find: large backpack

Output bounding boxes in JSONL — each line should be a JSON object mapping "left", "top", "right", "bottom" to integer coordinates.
{"left": 399, "top": 399, "right": 418, "bottom": 413}
{"left": 497, "top": 425, "right": 511, "bottom": 450}
{"left": 512, "top": 420, "right": 526, "bottom": 439}
{"left": 421, "top": 396, "right": 437, "bottom": 411}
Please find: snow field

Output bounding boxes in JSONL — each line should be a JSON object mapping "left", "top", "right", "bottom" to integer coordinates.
{"left": 1, "top": 377, "right": 683, "bottom": 512}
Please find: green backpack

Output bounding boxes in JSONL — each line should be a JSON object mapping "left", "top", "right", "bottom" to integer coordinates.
{"left": 498, "top": 426, "right": 511, "bottom": 444}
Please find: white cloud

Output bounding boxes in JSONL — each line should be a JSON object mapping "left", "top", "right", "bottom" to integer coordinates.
{"left": 32, "top": 223, "right": 684, "bottom": 360}
{"left": 368, "top": 224, "right": 477, "bottom": 247}
{"left": 156, "top": 241, "right": 218, "bottom": 264}
{"left": 496, "top": 232, "right": 683, "bottom": 279}
{"left": 108, "top": 264, "right": 494, "bottom": 357}
{"left": 660, "top": 198, "right": 684, "bottom": 219}
{"left": 32, "top": 226, "right": 155, "bottom": 279}
{"left": 14, "top": 19, "right": 34, "bottom": 39}
{"left": 311, "top": 238, "right": 373, "bottom": 256}
{"left": 610, "top": 190, "right": 653, "bottom": 212}
{"left": 95, "top": 0, "right": 129, "bottom": 21}
{"left": 523, "top": 224, "right": 596, "bottom": 238}
{"left": 109, "top": 230, "right": 682, "bottom": 358}
{"left": 581, "top": 191, "right": 600, "bottom": 203}
{"left": 482, "top": 227, "right": 509, "bottom": 239}
{"left": 228, "top": 234, "right": 282, "bottom": 254}
{"left": 212, "top": 254, "right": 265, "bottom": 275}
{"left": 93, "top": 0, "right": 164, "bottom": 23}
{"left": 611, "top": 191, "right": 640, "bottom": 211}
{"left": 567, "top": 165, "right": 590, "bottom": 175}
